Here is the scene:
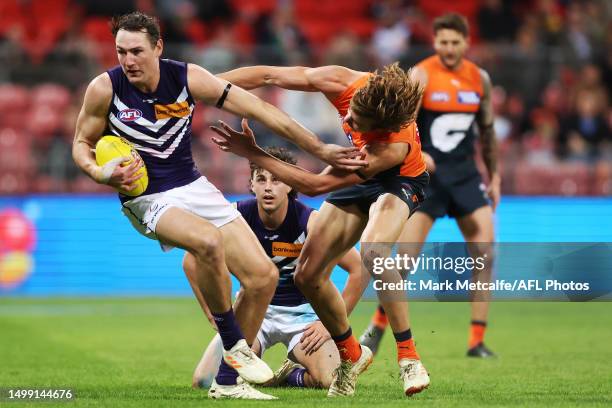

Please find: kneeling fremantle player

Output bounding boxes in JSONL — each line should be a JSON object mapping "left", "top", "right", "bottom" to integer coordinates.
{"left": 185, "top": 147, "right": 364, "bottom": 395}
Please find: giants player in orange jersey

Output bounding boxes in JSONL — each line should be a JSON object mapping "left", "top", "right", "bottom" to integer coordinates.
{"left": 211, "top": 63, "right": 431, "bottom": 397}
{"left": 360, "top": 13, "right": 500, "bottom": 358}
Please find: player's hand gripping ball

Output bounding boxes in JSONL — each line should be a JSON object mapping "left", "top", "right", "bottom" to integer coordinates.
{"left": 95, "top": 136, "right": 148, "bottom": 196}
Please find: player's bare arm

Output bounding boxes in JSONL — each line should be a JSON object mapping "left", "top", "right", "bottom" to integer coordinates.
{"left": 211, "top": 119, "right": 408, "bottom": 196}
{"left": 72, "top": 74, "right": 143, "bottom": 190}
{"left": 218, "top": 65, "right": 364, "bottom": 100}
{"left": 477, "top": 69, "right": 500, "bottom": 210}
{"left": 188, "top": 63, "right": 366, "bottom": 170}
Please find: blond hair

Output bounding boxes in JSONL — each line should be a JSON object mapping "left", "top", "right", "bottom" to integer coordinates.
{"left": 350, "top": 63, "right": 423, "bottom": 132}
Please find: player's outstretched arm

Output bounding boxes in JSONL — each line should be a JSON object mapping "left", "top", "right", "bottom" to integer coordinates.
{"left": 476, "top": 69, "right": 501, "bottom": 210}
{"left": 217, "top": 65, "right": 362, "bottom": 97}
{"left": 211, "top": 119, "right": 408, "bottom": 196}
{"left": 72, "top": 74, "right": 143, "bottom": 190}
{"left": 189, "top": 64, "right": 366, "bottom": 171}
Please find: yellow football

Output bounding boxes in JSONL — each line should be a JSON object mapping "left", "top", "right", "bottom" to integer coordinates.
{"left": 95, "top": 135, "right": 148, "bottom": 197}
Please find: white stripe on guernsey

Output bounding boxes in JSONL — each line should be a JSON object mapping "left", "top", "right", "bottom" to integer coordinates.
{"left": 280, "top": 258, "right": 298, "bottom": 269}
{"left": 108, "top": 111, "right": 191, "bottom": 146}
{"left": 109, "top": 118, "right": 190, "bottom": 159}
{"left": 112, "top": 87, "right": 190, "bottom": 131}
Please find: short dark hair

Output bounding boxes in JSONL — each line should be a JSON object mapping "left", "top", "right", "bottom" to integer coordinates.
{"left": 433, "top": 13, "right": 469, "bottom": 37}
{"left": 110, "top": 12, "right": 161, "bottom": 48}
{"left": 249, "top": 147, "right": 298, "bottom": 200}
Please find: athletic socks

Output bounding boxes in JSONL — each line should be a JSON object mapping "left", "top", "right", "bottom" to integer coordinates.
{"left": 332, "top": 327, "right": 362, "bottom": 363}
{"left": 286, "top": 367, "right": 307, "bottom": 387}
{"left": 212, "top": 308, "right": 243, "bottom": 350}
{"left": 215, "top": 360, "right": 239, "bottom": 385}
{"left": 212, "top": 308, "right": 243, "bottom": 386}
{"left": 372, "top": 305, "right": 389, "bottom": 329}
{"left": 469, "top": 320, "right": 487, "bottom": 349}
{"left": 394, "top": 329, "right": 420, "bottom": 361}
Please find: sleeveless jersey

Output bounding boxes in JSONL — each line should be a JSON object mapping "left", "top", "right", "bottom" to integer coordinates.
{"left": 331, "top": 74, "right": 426, "bottom": 179}
{"left": 237, "top": 198, "right": 313, "bottom": 307}
{"left": 416, "top": 55, "right": 484, "bottom": 167}
{"left": 106, "top": 59, "right": 200, "bottom": 202}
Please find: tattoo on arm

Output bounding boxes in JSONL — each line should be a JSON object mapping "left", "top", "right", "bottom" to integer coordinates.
{"left": 477, "top": 70, "right": 498, "bottom": 178}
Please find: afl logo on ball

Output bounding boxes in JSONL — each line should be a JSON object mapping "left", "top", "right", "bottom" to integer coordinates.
{"left": 118, "top": 109, "right": 142, "bottom": 122}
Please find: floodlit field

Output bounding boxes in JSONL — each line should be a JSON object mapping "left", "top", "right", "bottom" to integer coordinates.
{"left": 1, "top": 298, "right": 610, "bottom": 407}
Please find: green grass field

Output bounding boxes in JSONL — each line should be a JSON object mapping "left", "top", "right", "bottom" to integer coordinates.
{"left": 1, "top": 298, "right": 611, "bottom": 407}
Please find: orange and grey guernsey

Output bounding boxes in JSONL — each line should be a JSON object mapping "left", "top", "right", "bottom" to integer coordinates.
{"left": 416, "top": 55, "right": 484, "bottom": 165}
{"left": 331, "top": 74, "right": 426, "bottom": 178}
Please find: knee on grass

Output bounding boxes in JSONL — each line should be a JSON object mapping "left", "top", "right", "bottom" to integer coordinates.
{"left": 306, "top": 366, "right": 333, "bottom": 389}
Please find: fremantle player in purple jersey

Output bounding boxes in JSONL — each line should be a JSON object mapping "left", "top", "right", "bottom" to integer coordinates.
{"left": 71, "top": 12, "right": 366, "bottom": 400}
{"left": 183, "top": 147, "right": 365, "bottom": 390}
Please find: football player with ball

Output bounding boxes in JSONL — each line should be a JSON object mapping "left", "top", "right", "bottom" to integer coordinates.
{"left": 72, "top": 11, "right": 365, "bottom": 400}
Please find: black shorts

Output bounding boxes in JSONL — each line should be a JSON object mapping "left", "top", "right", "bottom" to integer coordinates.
{"left": 325, "top": 172, "right": 429, "bottom": 217}
{"left": 418, "top": 170, "right": 490, "bottom": 219}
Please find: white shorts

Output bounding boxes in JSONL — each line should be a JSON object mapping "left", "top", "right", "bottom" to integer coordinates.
{"left": 256, "top": 303, "right": 320, "bottom": 354}
{"left": 121, "top": 176, "right": 240, "bottom": 251}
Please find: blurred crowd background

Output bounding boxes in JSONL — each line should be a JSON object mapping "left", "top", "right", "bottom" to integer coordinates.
{"left": 0, "top": 0, "right": 610, "bottom": 196}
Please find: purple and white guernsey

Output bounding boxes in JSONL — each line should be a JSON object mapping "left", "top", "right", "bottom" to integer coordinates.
{"left": 106, "top": 59, "right": 200, "bottom": 202}
{"left": 237, "top": 198, "right": 313, "bottom": 307}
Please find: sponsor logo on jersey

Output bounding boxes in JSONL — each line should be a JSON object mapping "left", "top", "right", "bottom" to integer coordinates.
{"left": 118, "top": 109, "right": 142, "bottom": 122}
{"left": 430, "top": 91, "right": 450, "bottom": 102}
{"left": 272, "top": 242, "right": 303, "bottom": 257}
{"left": 457, "top": 91, "right": 480, "bottom": 104}
{"left": 154, "top": 101, "right": 190, "bottom": 120}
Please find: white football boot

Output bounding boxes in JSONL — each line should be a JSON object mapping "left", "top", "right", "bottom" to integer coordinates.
{"left": 208, "top": 378, "right": 277, "bottom": 400}
{"left": 223, "top": 339, "right": 274, "bottom": 384}
{"left": 327, "top": 345, "right": 373, "bottom": 397}
{"left": 399, "top": 358, "right": 430, "bottom": 396}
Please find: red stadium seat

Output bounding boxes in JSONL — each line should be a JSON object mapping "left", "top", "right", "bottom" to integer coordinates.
{"left": 30, "top": 84, "right": 71, "bottom": 112}
{"left": 0, "top": 171, "right": 31, "bottom": 194}
{"left": 513, "top": 163, "right": 592, "bottom": 196}
{"left": 82, "top": 17, "right": 115, "bottom": 44}
{"left": 26, "top": 106, "right": 63, "bottom": 139}
{"left": 81, "top": 17, "right": 118, "bottom": 68}
{"left": 0, "top": 128, "right": 32, "bottom": 173}
{"left": 32, "top": 175, "right": 67, "bottom": 194}
{"left": 184, "top": 19, "right": 209, "bottom": 45}
{"left": 346, "top": 18, "right": 376, "bottom": 39}
{"left": 230, "top": 0, "right": 276, "bottom": 14}
{"left": 0, "top": 0, "right": 25, "bottom": 38}
{"left": 0, "top": 85, "right": 31, "bottom": 129}
{"left": 300, "top": 20, "right": 339, "bottom": 46}
{"left": 71, "top": 176, "right": 114, "bottom": 194}
{"left": 417, "top": 0, "right": 478, "bottom": 20}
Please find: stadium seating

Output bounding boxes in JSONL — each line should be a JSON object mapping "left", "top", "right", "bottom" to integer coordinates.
{"left": 513, "top": 163, "right": 593, "bottom": 196}
{"left": 0, "top": 85, "right": 30, "bottom": 129}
